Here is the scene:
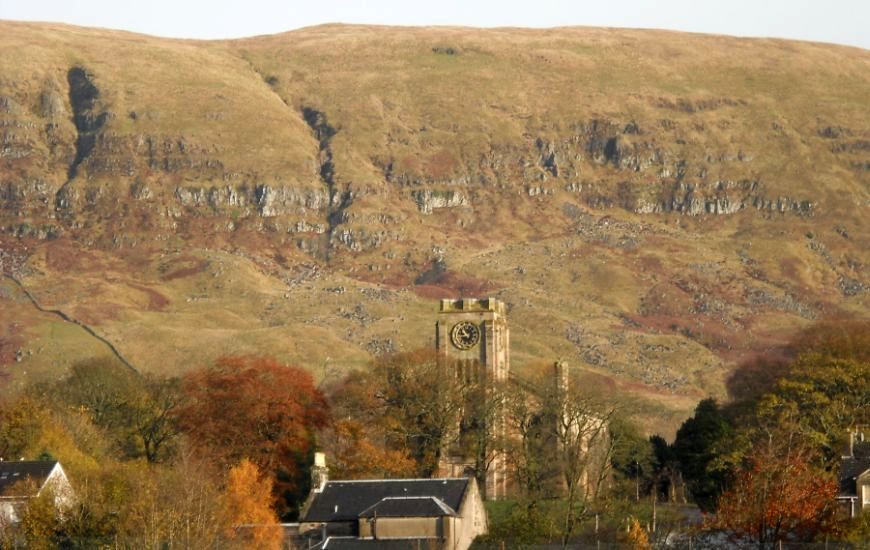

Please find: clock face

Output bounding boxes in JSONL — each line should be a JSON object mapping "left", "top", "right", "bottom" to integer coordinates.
{"left": 451, "top": 321, "right": 480, "bottom": 350}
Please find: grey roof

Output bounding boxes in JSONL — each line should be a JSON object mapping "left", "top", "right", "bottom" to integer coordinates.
{"left": 304, "top": 478, "right": 470, "bottom": 523}
{"left": 358, "top": 496, "right": 456, "bottom": 518}
{"left": 323, "top": 537, "right": 441, "bottom": 549}
{"left": 0, "top": 461, "right": 57, "bottom": 497}
{"left": 839, "top": 457, "right": 870, "bottom": 497}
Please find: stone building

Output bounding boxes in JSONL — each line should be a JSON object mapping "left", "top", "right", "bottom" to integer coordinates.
{"left": 435, "top": 298, "right": 509, "bottom": 500}
{"left": 300, "top": 453, "right": 487, "bottom": 550}
{"left": 434, "top": 297, "right": 609, "bottom": 502}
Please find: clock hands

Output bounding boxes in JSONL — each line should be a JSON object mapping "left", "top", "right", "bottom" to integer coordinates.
{"left": 451, "top": 322, "right": 480, "bottom": 349}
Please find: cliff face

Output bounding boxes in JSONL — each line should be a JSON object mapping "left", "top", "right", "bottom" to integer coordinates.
{"left": 0, "top": 22, "right": 867, "bottom": 431}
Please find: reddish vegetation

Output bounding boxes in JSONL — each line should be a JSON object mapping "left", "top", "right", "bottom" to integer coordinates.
{"left": 574, "top": 370, "right": 619, "bottom": 392}
{"left": 322, "top": 418, "right": 417, "bottom": 480}
{"left": 792, "top": 317, "right": 870, "bottom": 360}
{"left": 127, "top": 283, "right": 170, "bottom": 311}
{"left": 0, "top": 320, "right": 24, "bottom": 367}
{"left": 376, "top": 271, "right": 415, "bottom": 288}
{"left": 159, "top": 255, "right": 209, "bottom": 281}
{"left": 778, "top": 255, "right": 805, "bottom": 284}
{"left": 111, "top": 244, "right": 162, "bottom": 272}
{"left": 70, "top": 300, "right": 124, "bottom": 326}
{"left": 638, "top": 282, "right": 695, "bottom": 317}
{"left": 636, "top": 255, "right": 664, "bottom": 272}
{"left": 44, "top": 240, "right": 103, "bottom": 273}
{"left": 413, "top": 274, "right": 496, "bottom": 300}
{"left": 177, "top": 355, "right": 329, "bottom": 514}
{"left": 411, "top": 262, "right": 498, "bottom": 299}
{"left": 713, "top": 449, "right": 838, "bottom": 544}
{"left": 397, "top": 154, "right": 422, "bottom": 176}
{"left": 425, "top": 149, "right": 458, "bottom": 179}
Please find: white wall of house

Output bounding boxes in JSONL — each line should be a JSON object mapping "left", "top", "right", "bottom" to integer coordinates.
{"left": 0, "top": 462, "right": 75, "bottom": 528}
{"left": 41, "top": 463, "right": 75, "bottom": 513}
{"left": 0, "top": 501, "right": 18, "bottom": 525}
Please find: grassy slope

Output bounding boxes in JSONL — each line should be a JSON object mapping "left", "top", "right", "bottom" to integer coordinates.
{"left": 0, "top": 22, "right": 867, "bottom": 435}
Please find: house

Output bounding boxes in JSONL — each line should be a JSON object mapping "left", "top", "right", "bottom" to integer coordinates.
{"left": 300, "top": 454, "right": 487, "bottom": 550}
{"left": 838, "top": 428, "right": 870, "bottom": 518}
{"left": 0, "top": 460, "right": 75, "bottom": 526}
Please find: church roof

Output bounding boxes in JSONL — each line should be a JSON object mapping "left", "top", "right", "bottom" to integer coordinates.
{"left": 0, "top": 461, "right": 59, "bottom": 497}
{"left": 304, "top": 478, "right": 470, "bottom": 522}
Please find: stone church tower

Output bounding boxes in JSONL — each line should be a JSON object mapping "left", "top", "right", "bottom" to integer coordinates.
{"left": 435, "top": 298, "right": 509, "bottom": 499}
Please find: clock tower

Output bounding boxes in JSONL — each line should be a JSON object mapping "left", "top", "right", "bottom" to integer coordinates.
{"left": 435, "top": 297, "right": 509, "bottom": 499}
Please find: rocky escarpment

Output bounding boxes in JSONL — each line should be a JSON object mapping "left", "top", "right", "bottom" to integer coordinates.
{"left": 373, "top": 114, "right": 819, "bottom": 220}
{"left": 0, "top": 24, "right": 864, "bottom": 267}
{"left": 411, "top": 189, "right": 469, "bottom": 214}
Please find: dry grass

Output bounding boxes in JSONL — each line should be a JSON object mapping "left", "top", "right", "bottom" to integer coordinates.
{"left": 0, "top": 22, "right": 867, "bottom": 432}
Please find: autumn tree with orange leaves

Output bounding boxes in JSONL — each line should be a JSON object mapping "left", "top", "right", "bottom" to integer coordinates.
{"left": 222, "top": 459, "right": 283, "bottom": 550}
{"left": 711, "top": 392, "right": 841, "bottom": 546}
{"left": 712, "top": 444, "right": 838, "bottom": 546}
{"left": 321, "top": 417, "right": 417, "bottom": 479}
{"left": 178, "top": 355, "right": 329, "bottom": 518}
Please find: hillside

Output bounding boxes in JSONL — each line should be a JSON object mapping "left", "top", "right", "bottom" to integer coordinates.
{"left": 0, "top": 21, "right": 868, "bottom": 432}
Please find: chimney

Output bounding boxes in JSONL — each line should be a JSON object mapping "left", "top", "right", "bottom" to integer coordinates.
{"left": 849, "top": 430, "right": 855, "bottom": 458}
{"left": 311, "top": 452, "right": 329, "bottom": 493}
{"left": 554, "top": 360, "right": 569, "bottom": 396}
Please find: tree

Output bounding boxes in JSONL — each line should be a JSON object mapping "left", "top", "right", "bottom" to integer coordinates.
{"left": 791, "top": 319, "right": 870, "bottom": 362}
{"left": 55, "top": 358, "right": 141, "bottom": 428}
{"left": 627, "top": 516, "right": 651, "bottom": 550}
{"left": 502, "top": 366, "right": 614, "bottom": 547}
{"left": 328, "top": 349, "right": 507, "bottom": 497}
{"left": 504, "top": 380, "right": 561, "bottom": 506}
{"left": 609, "top": 417, "right": 655, "bottom": 501}
{"left": 712, "top": 441, "right": 839, "bottom": 546}
{"left": 42, "top": 358, "right": 183, "bottom": 463}
{"left": 768, "top": 352, "right": 870, "bottom": 464}
{"left": 726, "top": 320, "right": 870, "bottom": 467}
{"left": 329, "top": 350, "right": 467, "bottom": 477}
{"left": 127, "top": 375, "right": 183, "bottom": 463}
{"left": 453, "top": 378, "right": 507, "bottom": 499}
{"left": 549, "top": 386, "right": 613, "bottom": 547}
{"left": 2, "top": 479, "right": 61, "bottom": 550}
{"left": 0, "top": 396, "right": 45, "bottom": 460}
{"left": 221, "top": 459, "right": 283, "bottom": 550}
{"left": 320, "top": 417, "right": 417, "bottom": 479}
{"left": 177, "top": 355, "right": 329, "bottom": 518}
{"left": 371, "top": 350, "right": 467, "bottom": 476}
{"left": 649, "top": 435, "right": 683, "bottom": 503}
{"left": 671, "top": 398, "right": 732, "bottom": 511}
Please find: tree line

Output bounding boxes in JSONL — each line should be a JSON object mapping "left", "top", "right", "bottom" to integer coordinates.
{"left": 614, "top": 320, "right": 870, "bottom": 547}
{"left": 0, "top": 355, "right": 326, "bottom": 548}
{"left": 0, "top": 319, "right": 867, "bottom": 548}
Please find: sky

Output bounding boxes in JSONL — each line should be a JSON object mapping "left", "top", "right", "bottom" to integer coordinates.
{"left": 1, "top": 0, "right": 868, "bottom": 50}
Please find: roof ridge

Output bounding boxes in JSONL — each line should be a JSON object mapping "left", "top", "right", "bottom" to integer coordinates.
{"left": 358, "top": 495, "right": 457, "bottom": 518}
{"left": 379, "top": 496, "right": 441, "bottom": 500}
{"left": 326, "top": 477, "right": 469, "bottom": 484}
